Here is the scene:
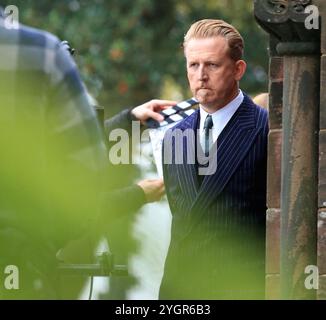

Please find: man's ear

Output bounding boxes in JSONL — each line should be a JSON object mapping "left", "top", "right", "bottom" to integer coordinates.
{"left": 234, "top": 60, "right": 247, "bottom": 81}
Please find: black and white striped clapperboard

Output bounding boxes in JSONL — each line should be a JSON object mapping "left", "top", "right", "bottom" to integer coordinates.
{"left": 147, "top": 97, "right": 199, "bottom": 177}
{"left": 146, "top": 97, "right": 199, "bottom": 128}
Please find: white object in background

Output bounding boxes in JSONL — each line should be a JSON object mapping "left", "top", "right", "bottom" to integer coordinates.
{"left": 149, "top": 122, "right": 176, "bottom": 178}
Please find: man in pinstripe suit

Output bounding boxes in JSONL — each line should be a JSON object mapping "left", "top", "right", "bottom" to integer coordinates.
{"left": 160, "top": 19, "right": 268, "bottom": 299}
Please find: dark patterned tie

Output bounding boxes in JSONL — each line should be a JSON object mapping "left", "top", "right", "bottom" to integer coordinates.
{"left": 203, "top": 114, "right": 213, "bottom": 157}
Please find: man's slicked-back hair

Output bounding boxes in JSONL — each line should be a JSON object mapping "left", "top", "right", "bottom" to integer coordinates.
{"left": 183, "top": 19, "right": 244, "bottom": 61}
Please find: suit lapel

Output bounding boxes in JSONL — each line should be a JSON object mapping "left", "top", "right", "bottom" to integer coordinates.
{"left": 176, "top": 110, "right": 200, "bottom": 203}
{"left": 190, "top": 96, "right": 260, "bottom": 214}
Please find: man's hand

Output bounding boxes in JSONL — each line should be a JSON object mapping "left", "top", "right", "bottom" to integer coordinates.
{"left": 131, "top": 99, "right": 177, "bottom": 124}
{"left": 137, "top": 178, "right": 165, "bottom": 203}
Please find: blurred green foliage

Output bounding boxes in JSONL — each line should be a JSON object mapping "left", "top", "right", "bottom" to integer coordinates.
{"left": 2, "top": 0, "right": 269, "bottom": 114}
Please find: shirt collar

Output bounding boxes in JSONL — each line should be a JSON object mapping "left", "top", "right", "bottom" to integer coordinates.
{"left": 199, "top": 89, "right": 244, "bottom": 130}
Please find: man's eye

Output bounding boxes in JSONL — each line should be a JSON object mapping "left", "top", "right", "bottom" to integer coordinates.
{"left": 189, "top": 63, "right": 198, "bottom": 68}
{"left": 209, "top": 63, "right": 218, "bottom": 68}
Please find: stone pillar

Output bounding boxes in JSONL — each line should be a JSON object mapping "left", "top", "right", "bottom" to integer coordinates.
{"left": 254, "top": 0, "right": 321, "bottom": 300}
{"left": 266, "top": 36, "right": 283, "bottom": 300}
{"left": 317, "top": 0, "right": 326, "bottom": 300}
{"left": 281, "top": 54, "right": 319, "bottom": 300}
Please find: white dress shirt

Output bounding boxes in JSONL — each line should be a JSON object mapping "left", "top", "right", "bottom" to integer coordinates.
{"left": 199, "top": 89, "right": 244, "bottom": 151}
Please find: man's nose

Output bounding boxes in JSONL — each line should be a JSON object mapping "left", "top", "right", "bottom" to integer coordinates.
{"left": 198, "top": 65, "right": 208, "bottom": 81}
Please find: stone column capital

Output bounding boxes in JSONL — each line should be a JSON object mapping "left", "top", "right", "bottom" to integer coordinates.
{"left": 254, "top": 0, "right": 320, "bottom": 55}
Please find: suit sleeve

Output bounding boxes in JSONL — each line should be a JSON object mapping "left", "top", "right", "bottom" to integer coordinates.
{"left": 104, "top": 108, "right": 136, "bottom": 136}
{"left": 100, "top": 184, "right": 146, "bottom": 221}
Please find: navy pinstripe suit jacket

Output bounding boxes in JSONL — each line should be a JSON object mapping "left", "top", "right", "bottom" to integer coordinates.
{"left": 160, "top": 93, "right": 268, "bottom": 299}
